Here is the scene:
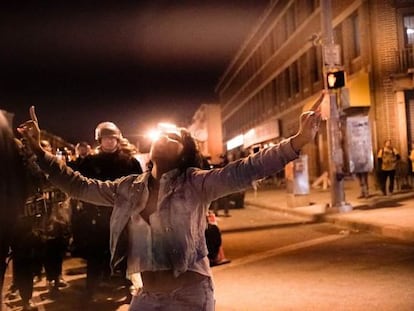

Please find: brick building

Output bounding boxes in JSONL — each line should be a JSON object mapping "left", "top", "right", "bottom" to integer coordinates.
{"left": 215, "top": 0, "right": 414, "bottom": 181}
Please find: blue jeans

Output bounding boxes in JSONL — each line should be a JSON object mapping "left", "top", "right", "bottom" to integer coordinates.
{"left": 129, "top": 277, "right": 215, "bottom": 311}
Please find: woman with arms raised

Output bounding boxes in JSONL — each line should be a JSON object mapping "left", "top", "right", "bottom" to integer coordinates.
{"left": 17, "top": 95, "right": 322, "bottom": 311}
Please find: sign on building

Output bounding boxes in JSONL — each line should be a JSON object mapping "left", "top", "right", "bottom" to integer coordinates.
{"left": 243, "top": 119, "right": 280, "bottom": 148}
{"left": 323, "top": 44, "right": 341, "bottom": 66}
{"left": 345, "top": 116, "right": 374, "bottom": 173}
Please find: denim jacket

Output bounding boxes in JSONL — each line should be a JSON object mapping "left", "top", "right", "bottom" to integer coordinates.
{"left": 37, "top": 139, "right": 298, "bottom": 277}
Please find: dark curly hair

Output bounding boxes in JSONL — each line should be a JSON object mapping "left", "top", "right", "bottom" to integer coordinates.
{"left": 178, "top": 128, "right": 203, "bottom": 170}
{"left": 147, "top": 128, "right": 203, "bottom": 172}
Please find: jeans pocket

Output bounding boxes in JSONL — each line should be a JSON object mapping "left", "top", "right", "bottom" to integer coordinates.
{"left": 171, "top": 277, "right": 214, "bottom": 311}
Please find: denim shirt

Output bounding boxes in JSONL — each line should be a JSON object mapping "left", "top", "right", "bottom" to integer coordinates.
{"left": 37, "top": 139, "right": 298, "bottom": 277}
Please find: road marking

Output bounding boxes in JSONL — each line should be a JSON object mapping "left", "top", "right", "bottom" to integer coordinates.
{"left": 212, "top": 234, "right": 346, "bottom": 272}
{"left": 32, "top": 296, "right": 46, "bottom": 311}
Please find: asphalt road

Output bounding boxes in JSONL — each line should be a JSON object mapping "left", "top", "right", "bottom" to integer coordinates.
{"left": 2, "top": 208, "right": 414, "bottom": 311}
{"left": 214, "top": 220, "right": 414, "bottom": 311}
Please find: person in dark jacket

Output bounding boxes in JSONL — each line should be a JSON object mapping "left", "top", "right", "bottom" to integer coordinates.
{"left": 0, "top": 111, "right": 37, "bottom": 311}
{"left": 67, "top": 141, "right": 91, "bottom": 259}
{"left": 2, "top": 136, "right": 57, "bottom": 310}
{"left": 36, "top": 140, "right": 71, "bottom": 298}
{"left": 74, "top": 121, "right": 142, "bottom": 302}
{"left": 68, "top": 141, "right": 91, "bottom": 170}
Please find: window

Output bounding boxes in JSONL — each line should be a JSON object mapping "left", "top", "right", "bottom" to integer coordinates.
{"left": 265, "top": 35, "right": 275, "bottom": 57}
{"left": 296, "top": 0, "right": 316, "bottom": 25}
{"left": 278, "top": 72, "right": 288, "bottom": 105}
{"left": 300, "top": 53, "right": 310, "bottom": 92}
{"left": 309, "top": 46, "right": 322, "bottom": 83}
{"left": 333, "top": 24, "right": 343, "bottom": 49}
{"left": 351, "top": 13, "right": 361, "bottom": 58}
{"left": 264, "top": 83, "right": 273, "bottom": 113}
{"left": 290, "top": 62, "right": 300, "bottom": 96}
{"left": 333, "top": 24, "right": 344, "bottom": 65}
{"left": 285, "top": 5, "right": 296, "bottom": 38}
{"left": 272, "top": 78, "right": 280, "bottom": 111}
{"left": 404, "top": 14, "right": 414, "bottom": 46}
{"left": 285, "top": 68, "right": 292, "bottom": 99}
{"left": 271, "top": 30, "right": 279, "bottom": 53}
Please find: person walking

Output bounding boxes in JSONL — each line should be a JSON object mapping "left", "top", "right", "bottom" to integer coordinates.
{"left": 377, "top": 139, "right": 400, "bottom": 195}
{"left": 17, "top": 94, "right": 322, "bottom": 311}
{"left": 356, "top": 172, "right": 370, "bottom": 198}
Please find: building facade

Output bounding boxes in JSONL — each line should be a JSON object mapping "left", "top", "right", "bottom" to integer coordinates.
{"left": 215, "top": 0, "right": 414, "bottom": 181}
{"left": 188, "top": 103, "right": 224, "bottom": 165}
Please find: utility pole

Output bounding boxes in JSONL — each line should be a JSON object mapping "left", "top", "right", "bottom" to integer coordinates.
{"left": 320, "top": 0, "right": 352, "bottom": 212}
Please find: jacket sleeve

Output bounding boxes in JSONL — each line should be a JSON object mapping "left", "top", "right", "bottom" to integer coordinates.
{"left": 394, "top": 148, "right": 401, "bottom": 161}
{"left": 196, "top": 138, "right": 299, "bottom": 203}
{"left": 36, "top": 152, "right": 118, "bottom": 207}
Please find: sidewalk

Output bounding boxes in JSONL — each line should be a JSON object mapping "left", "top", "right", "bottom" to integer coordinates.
{"left": 218, "top": 177, "right": 414, "bottom": 242}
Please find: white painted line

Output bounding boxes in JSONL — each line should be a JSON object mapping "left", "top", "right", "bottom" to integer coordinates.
{"left": 212, "top": 234, "right": 346, "bottom": 272}
{"left": 32, "top": 295, "right": 46, "bottom": 311}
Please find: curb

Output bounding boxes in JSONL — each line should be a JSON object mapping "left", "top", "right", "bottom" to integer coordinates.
{"left": 323, "top": 214, "right": 414, "bottom": 242}
{"left": 243, "top": 191, "right": 414, "bottom": 243}
{"left": 243, "top": 201, "right": 320, "bottom": 221}
{"left": 219, "top": 220, "right": 315, "bottom": 234}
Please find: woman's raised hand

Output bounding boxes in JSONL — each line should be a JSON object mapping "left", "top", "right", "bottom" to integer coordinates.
{"left": 290, "top": 92, "right": 324, "bottom": 152}
{"left": 17, "top": 106, "right": 43, "bottom": 154}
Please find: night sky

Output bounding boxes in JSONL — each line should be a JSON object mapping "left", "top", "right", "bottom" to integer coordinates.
{"left": 0, "top": 1, "right": 268, "bottom": 144}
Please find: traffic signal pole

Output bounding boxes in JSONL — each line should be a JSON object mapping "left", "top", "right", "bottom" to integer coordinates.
{"left": 321, "top": 0, "right": 351, "bottom": 211}
{"left": 326, "top": 92, "right": 347, "bottom": 208}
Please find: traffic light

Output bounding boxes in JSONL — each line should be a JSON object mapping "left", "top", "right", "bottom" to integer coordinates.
{"left": 326, "top": 70, "right": 345, "bottom": 89}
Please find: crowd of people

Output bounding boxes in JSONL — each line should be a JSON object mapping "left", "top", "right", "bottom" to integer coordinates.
{"left": 0, "top": 97, "right": 321, "bottom": 311}
{"left": 0, "top": 92, "right": 414, "bottom": 311}
{"left": 2, "top": 90, "right": 414, "bottom": 310}
{"left": 3, "top": 93, "right": 414, "bottom": 311}
{"left": 2, "top": 119, "right": 145, "bottom": 310}
{"left": 1, "top": 107, "right": 254, "bottom": 310}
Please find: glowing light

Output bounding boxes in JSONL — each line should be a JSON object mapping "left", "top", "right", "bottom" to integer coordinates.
{"left": 226, "top": 134, "right": 244, "bottom": 150}
{"left": 146, "top": 122, "right": 179, "bottom": 142}
{"left": 147, "top": 129, "right": 161, "bottom": 141}
{"left": 158, "top": 122, "right": 178, "bottom": 132}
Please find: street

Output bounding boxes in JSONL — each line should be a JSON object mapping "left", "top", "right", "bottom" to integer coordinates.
{"left": 2, "top": 205, "right": 414, "bottom": 311}
{"left": 2, "top": 1, "right": 414, "bottom": 310}
{"left": 215, "top": 220, "right": 414, "bottom": 310}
